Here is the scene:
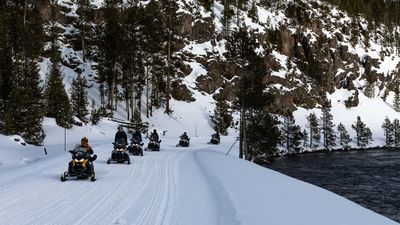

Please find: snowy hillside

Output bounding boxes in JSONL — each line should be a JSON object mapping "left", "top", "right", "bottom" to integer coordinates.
{"left": 0, "top": 121, "right": 398, "bottom": 225}
{"left": 37, "top": 0, "right": 400, "bottom": 151}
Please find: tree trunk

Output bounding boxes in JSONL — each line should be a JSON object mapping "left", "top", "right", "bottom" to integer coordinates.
{"left": 239, "top": 105, "right": 244, "bottom": 159}
{"left": 146, "top": 64, "right": 150, "bottom": 118}
{"left": 164, "top": 2, "right": 172, "bottom": 114}
{"left": 110, "top": 62, "right": 116, "bottom": 117}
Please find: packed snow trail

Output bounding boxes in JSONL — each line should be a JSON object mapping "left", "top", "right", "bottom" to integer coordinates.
{"left": 0, "top": 138, "right": 235, "bottom": 225}
{"left": 0, "top": 136, "right": 399, "bottom": 225}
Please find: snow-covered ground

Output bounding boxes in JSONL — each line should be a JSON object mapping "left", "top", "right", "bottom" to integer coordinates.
{"left": 0, "top": 119, "right": 398, "bottom": 225}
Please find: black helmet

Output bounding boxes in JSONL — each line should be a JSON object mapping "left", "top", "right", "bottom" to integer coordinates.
{"left": 118, "top": 125, "right": 123, "bottom": 131}
{"left": 153, "top": 129, "right": 156, "bottom": 132}
{"left": 183, "top": 132, "right": 187, "bottom": 135}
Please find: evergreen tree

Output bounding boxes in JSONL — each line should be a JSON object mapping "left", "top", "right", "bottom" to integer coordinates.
{"left": 45, "top": 60, "right": 74, "bottom": 128}
{"left": 337, "top": 123, "right": 351, "bottom": 148}
{"left": 70, "top": 74, "right": 89, "bottom": 120}
{"left": 44, "top": 2, "right": 73, "bottom": 128}
{"left": 381, "top": 117, "right": 394, "bottom": 146}
{"left": 95, "top": 0, "right": 123, "bottom": 117}
{"left": 74, "top": 0, "right": 94, "bottom": 62}
{"left": 281, "top": 115, "right": 302, "bottom": 153}
{"left": 90, "top": 99, "right": 100, "bottom": 125}
{"left": 0, "top": 5, "right": 12, "bottom": 133}
{"left": 211, "top": 99, "right": 232, "bottom": 135}
{"left": 394, "top": 86, "right": 400, "bottom": 112}
{"left": 5, "top": 57, "right": 46, "bottom": 145}
{"left": 307, "top": 112, "right": 320, "bottom": 147}
{"left": 225, "top": 27, "right": 278, "bottom": 160}
{"left": 302, "top": 129, "right": 309, "bottom": 148}
{"left": 352, "top": 116, "right": 373, "bottom": 147}
{"left": 160, "top": 0, "right": 180, "bottom": 114}
{"left": 321, "top": 103, "right": 336, "bottom": 148}
{"left": 199, "top": 0, "right": 214, "bottom": 11}
{"left": 246, "top": 110, "right": 280, "bottom": 163}
{"left": 393, "top": 119, "right": 400, "bottom": 146}
{"left": 361, "top": 127, "right": 373, "bottom": 146}
{"left": 2, "top": 1, "right": 46, "bottom": 145}
{"left": 364, "top": 82, "right": 375, "bottom": 98}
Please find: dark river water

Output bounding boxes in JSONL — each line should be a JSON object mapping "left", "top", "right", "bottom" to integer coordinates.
{"left": 266, "top": 149, "right": 400, "bottom": 223}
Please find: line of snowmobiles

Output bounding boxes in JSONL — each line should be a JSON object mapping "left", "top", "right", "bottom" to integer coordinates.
{"left": 61, "top": 134, "right": 220, "bottom": 182}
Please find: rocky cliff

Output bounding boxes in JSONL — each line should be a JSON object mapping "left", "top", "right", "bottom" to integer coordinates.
{"left": 37, "top": 0, "right": 400, "bottom": 115}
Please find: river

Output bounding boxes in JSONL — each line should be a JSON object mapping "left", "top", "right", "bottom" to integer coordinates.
{"left": 267, "top": 149, "right": 400, "bottom": 222}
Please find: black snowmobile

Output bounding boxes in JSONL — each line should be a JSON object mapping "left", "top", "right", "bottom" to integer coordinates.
{"left": 61, "top": 147, "right": 97, "bottom": 182}
{"left": 145, "top": 138, "right": 161, "bottom": 151}
{"left": 176, "top": 137, "right": 190, "bottom": 147}
{"left": 107, "top": 138, "right": 130, "bottom": 164}
{"left": 208, "top": 135, "right": 220, "bottom": 145}
{"left": 128, "top": 138, "right": 144, "bottom": 156}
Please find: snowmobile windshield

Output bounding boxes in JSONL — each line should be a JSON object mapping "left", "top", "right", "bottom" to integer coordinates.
{"left": 72, "top": 148, "right": 88, "bottom": 159}
{"left": 115, "top": 138, "right": 126, "bottom": 146}
{"left": 74, "top": 146, "right": 88, "bottom": 153}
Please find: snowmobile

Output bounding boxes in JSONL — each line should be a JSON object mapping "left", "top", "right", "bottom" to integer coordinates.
{"left": 145, "top": 138, "right": 161, "bottom": 151}
{"left": 61, "top": 147, "right": 97, "bottom": 182}
{"left": 107, "top": 138, "right": 130, "bottom": 164}
{"left": 176, "top": 138, "right": 190, "bottom": 147}
{"left": 208, "top": 136, "right": 220, "bottom": 145}
{"left": 128, "top": 139, "right": 144, "bottom": 156}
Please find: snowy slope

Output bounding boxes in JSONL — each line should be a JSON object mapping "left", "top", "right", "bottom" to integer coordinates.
{"left": 0, "top": 121, "right": 398, "bottom": 225}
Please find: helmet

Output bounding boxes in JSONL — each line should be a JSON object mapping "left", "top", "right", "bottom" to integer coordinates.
{"left": 153, "top": 129, "right": 156, "bottom": 133}
{"left": 81, "top": 137, "right": 88, "bottom": 143}
{"left": 118, "top": 125, "right": 123, "bottom": 131}
{"left": 183, "top": 132, "right": 187, "bottom": 135}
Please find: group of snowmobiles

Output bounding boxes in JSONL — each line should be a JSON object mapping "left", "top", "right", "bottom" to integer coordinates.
{"left": 60, "top": 129, "right": 221, "bottom": 182}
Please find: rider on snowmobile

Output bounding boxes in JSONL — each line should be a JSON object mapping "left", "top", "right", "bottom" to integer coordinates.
{"left": 114, "top": 125, "right": 128, "bottom": 145}
{"left": 131, "top": 129, "right": 142, "bottom": 143}
{"left": 212, "top": 131, "right": 220, "bottom": 140}
{"left": 180, "top": 132, "right": 189, "bottom": 140}
{"left": 70, "top": 137, "right": 96, "bottom": 178}
{"left": 150, "top": 129, "right": 159, "bottom": 142}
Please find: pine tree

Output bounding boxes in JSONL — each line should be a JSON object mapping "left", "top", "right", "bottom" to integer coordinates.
{"left": 90, "top": 99, "right": 100, "bottom": 125}
{"left": 199, "top": 0, "right": 214, "bottom": 11}
{"left": 281, "top": 115, "right": 302, "bottom": 153}
{"left": 364, "top": 82, "right": 375, "bottom": 98}
{"left": 321, "top": 103, "right": 336, "bottom": 148}
{"left": 95, "top": 0, "right": 123, "bottom": 117}
{"left": 302, "top": 129, "right": 309, "bottom": 148}
{"left": 74, "top": 0, "right": 93, "bottom": 63}
{"left": 352, "top": 116, "right": 373, "bottom": 147}
{"left": 5, "top": 57, "right": 46, "bottom": 145}
{"left": 246, "top": 109, "right": 280, "bottom": 163}
{"left": 394, "top": 86, "right": 400, "bottom": 112}
{"left": 44, "top": 3, "right": 73, "bottom": 128}
{"left": 225, "top": 28, "right": 268, "bottom": 159}
{"left": 307, "top": 112, "right": 320, "bottom": 147}
{"left": 361, "top": 127, "right": 373, "bottom": 146}
{"left": 393, "top": 119, "right": 400, "bottom": 146}
{"left": 161, "top": 0, "right": 180, "bottom": 114}
{"left": 70, "top": 74, "right": 89, "bottom": 120}
{"left": 0, "top": 5, "right": 12, "bottom": 133}
{"left": 382, "top": 117, "right": 394, "bottom": 147}
{"left": 45, "top": 61, "right": 74, "bottom": 128}
{"left": 337, "top": 123, "right": 351, "bottom": 148}
{"left": 2, "top": 1, "right": 46, "bottom": 145}
{"left": 211, "top": 99, "right": 232, "bottom": 135}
